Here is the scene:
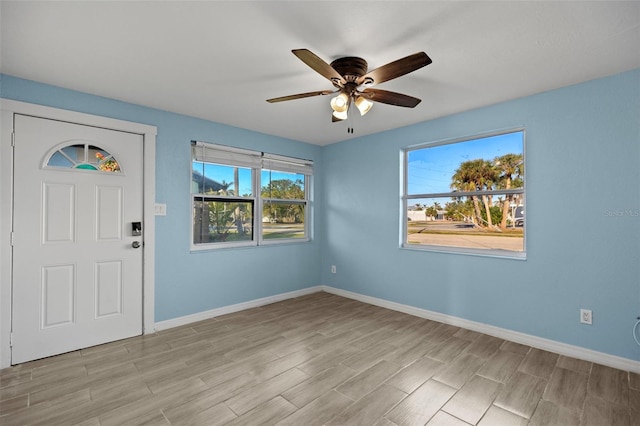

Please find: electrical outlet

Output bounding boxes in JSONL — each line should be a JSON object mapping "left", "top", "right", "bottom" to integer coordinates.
{"left": 331, "top": 265, "right": 336, "bottom": 274}
{"left": 580, "top": 309, "right": 593, "bottom": 325}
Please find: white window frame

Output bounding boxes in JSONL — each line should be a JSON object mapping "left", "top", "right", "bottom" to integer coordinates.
{"left": 191, "top": 141, "right": 312, "bottom": 250}
{"left": 401, "top": 129, "right": 526, "bottom": 259}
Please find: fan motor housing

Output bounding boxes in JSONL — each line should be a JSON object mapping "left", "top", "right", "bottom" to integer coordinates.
{"left": 330, "top": 57, "right": 368, "bottom": 82}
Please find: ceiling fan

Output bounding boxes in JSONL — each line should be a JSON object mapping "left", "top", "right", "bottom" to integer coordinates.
{"left": 267, "top": 49, "right": 432, "bottom": 123}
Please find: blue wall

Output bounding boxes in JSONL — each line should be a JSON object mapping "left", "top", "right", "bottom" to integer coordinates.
{"left": 2, "top": 69, "right": 639, "bottom": 361}
{"left": 321, "top": 69, "right": 640, "bottom": 361}
{"left": 0, "top": 74, "right": 324, "bottom": 322}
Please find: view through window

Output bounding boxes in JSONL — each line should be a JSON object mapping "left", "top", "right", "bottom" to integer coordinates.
{"left": 191, "top": 142, "right": 312, "bottom": 249}
{"left": 404, "top": 130, "right": 525, "bottom": 256}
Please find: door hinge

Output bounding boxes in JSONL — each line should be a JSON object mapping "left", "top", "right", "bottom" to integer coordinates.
{"left": 9, "top": 333, "right": 13, "bottom": 348}
{"left": 11, "top": 131, "right": 16, "bottom": 147}
{"left": 10, "top": 232, "right": 14, "bottom": 246}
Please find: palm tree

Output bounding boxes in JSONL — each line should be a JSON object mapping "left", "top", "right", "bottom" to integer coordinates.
{"left": 451, "top": 159, "right": 498, "bottom": 227}
{"left": 494, "top": 153, "right": 524, "bottom": 229}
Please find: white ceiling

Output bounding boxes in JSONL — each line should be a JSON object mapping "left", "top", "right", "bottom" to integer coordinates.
{"left": 1, "top": 1, "right": 639, "bottom": 146}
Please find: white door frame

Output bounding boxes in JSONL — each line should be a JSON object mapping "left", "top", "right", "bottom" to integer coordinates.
{"left": 0, "top": 99, "right": 157, "bottom": 368}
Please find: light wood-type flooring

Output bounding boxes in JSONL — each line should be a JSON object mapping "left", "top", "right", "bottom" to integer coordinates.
{"left": 1, "top": 292, "right": 639, "bottom": 425}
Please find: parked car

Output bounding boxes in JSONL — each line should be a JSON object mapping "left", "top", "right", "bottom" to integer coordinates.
{"left": 514, "top": 206, "right": 524, "bottom": 227}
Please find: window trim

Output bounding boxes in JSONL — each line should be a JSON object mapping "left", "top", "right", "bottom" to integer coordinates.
{"left": 191, "top": 141, "right": 312, "bottom": 251}
{"left": 401, "top": 128, "right": 526, "bottom": 259}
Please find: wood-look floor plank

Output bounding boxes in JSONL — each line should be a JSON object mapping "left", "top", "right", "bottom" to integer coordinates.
{"left": 327, "top": 384, "right": 407, "bottom": 426}
{"left": 296, "top": 345, "right": 361, "bottom": 376}
{"left": 425, "top": 410, "right": 472, "bottom": 425}
{"left": 386, "top": 356, "right": 445, "bottom": 394}
{"left": 529, "top": 400, "right": 580, "bottom": 426}
{"left": 224, "top": 396, "right": 297, "bottom": 426}
{"left": 275, "top": 390, "right": 354, "bottom": 426}
{"left": 476, "top": 349, "right": 524, "bottom": 384}
{"left": 556, "top": 355, "right": 592, "bottom": 375}
{"left": 248, "top": 348, "right": 316, "bottom": 382}
{"left": 517, "top": 347, "right": 559, "bottom": 380}
{"left": 463, "top": 334, "right": 504, "bottom": 359}
{"left": 630, "top": 372, "right": 640, "bottom": 390}
{"left": 199, "top": 352, "right": 279, "bottom": 388}
{"left": 630, "top": 388, "right": 640, "bottom": 419}
{"left": 441, "top": 375, "right": 503, "bottom": 424}
{"left": 493, "top": 370, "right": 547, "bottom": 419}
{"left": 581, "top": 395, "right": 631, "bottom": 426}
{"left": 427, "top": 337, "right": 472, "bottom": 363}
{"left": 384, "top": 336, "right": 436, "bottom": 367}
{"left": 386, "top": 379, "right": 456, "bottom": 426}
{"left": 432, "top": 353, "right": 486, "bottom": 389}
{"left": 477, "top": 405, "right": 528, "bottom": 426}
{"left": 282, "top": 364, "right": 356, "bottom": 408}
{"left": 343, "top": 341, "right": 398, "bottom": 371}
{"left": 0, "top": 394, "right": 28, "bottom": 416}
{"left": 543, "top": 366, "right": 588, "bottom": 411}
{"left": 589, "top": 363, "right": 630, "bottom": 406}
{"left": 336, "top": 359, "right": 403, "bottom": 401}
{"left": 224, "top": 368, "right": 309, "bottom": 416}
{"left": 154, "top": 373, "right": 257, "bottom": 425}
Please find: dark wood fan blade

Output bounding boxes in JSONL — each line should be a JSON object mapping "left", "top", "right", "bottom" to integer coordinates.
{"left": 266, "top": 90, "right": 335, "bottom": 103}
{"left": 292, "top": 49, "right": 346, "bottom": 85}
{"left": 332, "top": 113, "right": 345, "bottom": 122}
{"left": 360, "top": 88, "right": 422, "bottom": 108}
{"left": 357, "top": 52, "right": 432, "bottom": 86}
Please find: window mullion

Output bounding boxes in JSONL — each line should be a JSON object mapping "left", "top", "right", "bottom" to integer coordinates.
{"left": 256, "top": 164, "right": 263, "bottom": 246}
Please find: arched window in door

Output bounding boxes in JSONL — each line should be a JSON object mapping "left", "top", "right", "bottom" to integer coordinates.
{"left": 45, "top": 142, "right": 121, "bottom": 172}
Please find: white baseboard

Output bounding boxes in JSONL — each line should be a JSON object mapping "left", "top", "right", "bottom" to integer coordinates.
{"left": 320, "top": 286, "right": 640, "bottom": 374}
{"left": 154, "top": 286, "right": 323, "bottom": 331}
{"left": 152, "top": 284, "right": 640, "bottom": 374}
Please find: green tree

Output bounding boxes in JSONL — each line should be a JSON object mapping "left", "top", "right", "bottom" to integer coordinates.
{"left": 425, "top": 205, "right": 438, "bottom": 219}
{"left": 445, "top": 199, "right": 474, "bottom": 223}
{"left": 262, "top": 179, "right": 305, "bottom": 223}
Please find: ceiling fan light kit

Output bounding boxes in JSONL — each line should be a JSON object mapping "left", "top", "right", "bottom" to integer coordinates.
{"left": 354, "top": 95, "right": 373, "bottom": 116}
{"left": 330, "top": 92, "right": 350, "bottom": 113}
{"left": 267, "top": 49, "right": 432, "bottom": 126}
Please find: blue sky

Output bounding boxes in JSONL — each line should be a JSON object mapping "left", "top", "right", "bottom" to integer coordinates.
{"left": 407, "top": 131, "right": 524, "bottom": 195}
{"left": 193, "top": 162, "right": 303, "bottom": 196}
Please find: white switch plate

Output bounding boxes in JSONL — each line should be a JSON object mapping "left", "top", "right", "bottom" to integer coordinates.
{"left": 154, "top": 203, "right": 167, "bottom": 216}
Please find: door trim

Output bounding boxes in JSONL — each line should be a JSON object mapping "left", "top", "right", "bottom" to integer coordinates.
{"left": 0, "top": 99, "right": 157, "bottom": 368}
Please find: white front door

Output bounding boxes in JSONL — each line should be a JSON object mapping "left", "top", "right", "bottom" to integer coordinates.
{"left": 11, "top": 114, "right": 144, "bottom": 364}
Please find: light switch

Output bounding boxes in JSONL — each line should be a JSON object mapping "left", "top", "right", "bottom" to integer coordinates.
{"left": 154, "top": 203, "right": 167, "bottom": 216}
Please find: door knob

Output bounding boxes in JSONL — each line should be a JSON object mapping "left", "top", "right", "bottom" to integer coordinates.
{"left": 132, "top": 241, "right": 141, "bottom": 249}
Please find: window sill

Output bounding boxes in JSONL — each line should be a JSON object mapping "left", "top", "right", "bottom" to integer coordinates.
{"left": 191, "top": 238, "right": 312, "bottom": 253}
{"left": 401, "top": 243, "right": 526, "bottom": 260}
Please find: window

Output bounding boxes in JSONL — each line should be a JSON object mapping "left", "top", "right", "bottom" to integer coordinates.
{"left": 261, "top": 154, "right": 310, "bottom": 241}
{"left": 46, "top": 142, "right": 121, "bottom": 172}
{"left": 403, "top": 130, "right": 525, "bottom": 257}
{"left": 191, "top": 141, "right": 312, "bottom": 249}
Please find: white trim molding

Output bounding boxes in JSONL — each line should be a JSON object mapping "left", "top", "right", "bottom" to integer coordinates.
{"left": 321, "top": 286, "right": 640, "bottom": 374}
{"left": 0, "top": 99, "right": 157, "bottom": 369}
{"left": 155, "top": 286, "right": 323, "bottom": 331}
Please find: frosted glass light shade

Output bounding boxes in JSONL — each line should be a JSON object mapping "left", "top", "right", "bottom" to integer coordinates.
{"left": 355, "top": 96, "right": 373, "bottom": 116}
{"left": 330, "top": 92, "right": 349, "bottom": 113}
{"left": 332, "top": 110, "right": 348, "bottom": 120}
